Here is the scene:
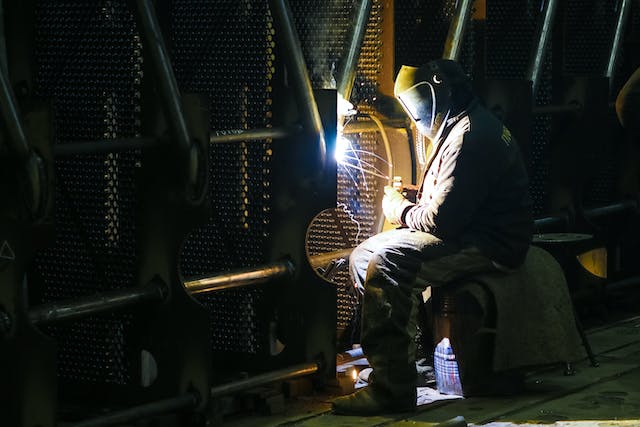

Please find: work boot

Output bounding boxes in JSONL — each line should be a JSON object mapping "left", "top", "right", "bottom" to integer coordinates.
{"left": 332, "top": 383, "right": 417, "bottom": 415}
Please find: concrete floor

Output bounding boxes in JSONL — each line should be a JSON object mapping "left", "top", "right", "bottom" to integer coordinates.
{"left": 221, "top": 315, "right": 640, "bottom": 427}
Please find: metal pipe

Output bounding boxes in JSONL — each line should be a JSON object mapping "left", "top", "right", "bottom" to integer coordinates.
{"left": 582, "top": 200, "right": 637, "bottom": 219}
{"left": 210, "top": 362, "right": 319, "bottom": 398}
{"left": 442, "top": 0, "right": 474, "bottom": 61}
{"left": 336, "top": 0, "right": 373, "bottom": 101}
{"left": 534, "top": 215, "right": 568, "bottom": 232}
{"left": 342, "top": 118, "right": 408, "bottom": 134}
{"left": 268, "top": 0, "right": 327, "bottom": 171}
{"left": 309, "top": 248, "right": 354, "bottom": 270}
{"left": 606, "top": 0, "right": 632, "bottom": 85}
{"left": 526, "top": 0, "right": 558, "bottom": 98}
{"left": 0, "top": 66, "right": 29, "bottom": 159}
{"left": 29, "top": 281, "right": 166, "bottom": 325}
{"left": 134, "top": 0, "right": 191, "bottom": 154}
{"left": 209, "top": 126, "right": 295, "bottom": 144}
{"left": 183, "top": 260, "right": 295, "bottom": 295}
{"left": 53, "top": 137, "right": 158, "bottom": 157}
{"left": 69, "top": 393, "right": 198, "bottom": 427}
{"left": 533, "top": 200, "right": 637, "bottom": 232}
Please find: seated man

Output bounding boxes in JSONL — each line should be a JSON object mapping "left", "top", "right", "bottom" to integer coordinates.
{"left": 332, "top": 59, "right": 533, "bottom": 415}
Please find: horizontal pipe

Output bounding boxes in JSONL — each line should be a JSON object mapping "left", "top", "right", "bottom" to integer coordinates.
{"left": 209, "top": 126, "right": 295, "bottom": 144}
{"left": 210, "top": 362, "right": 319, "bottom": 398}
{"left": 606, "top": 0, "right": 631, "bottom": 83}
{"left": 309, "top": 248, "right": 353, "bottom": 270}
{"left": 53, "top": 137, "right": 158, "bottom": 157}
{"left": 342, "top": 118, "right": 408, "bottom": 134}
{"left": 183, "top": 260, "right": 295, "bottom": 295}
{"left": 29, "top": 281, "right": 166, "bottom": 325}
{"left": 70, "top": 393, "right": 198, "bottom": 427}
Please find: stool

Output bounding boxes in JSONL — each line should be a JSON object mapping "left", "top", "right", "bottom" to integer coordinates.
{"left": 422, "top": 245, "right": 588, "bottom": 396}
{"left": 533, "top": 233, "right": 604, "bottom": 367}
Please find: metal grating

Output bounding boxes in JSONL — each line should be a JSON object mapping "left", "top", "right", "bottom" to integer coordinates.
{"left": 564, "top": 0, "right": 621, "bottom": 207}
{"left": 486, "top": 0, "right": 550, "bottom": 216}
{"left": 306, "top": 129, "right": 385, "bottom": 338}
{"left": 294, "top": 0, "right": 386, "bottom": 344}
{"left": 172, "top": 0, "right": 273, "bottom": 355}
{"left": 32, "top": 0, "right": 142, "bottom": 385}
{"left": 290, "top": 0, "right": 351, "bottom": 89}
{"left": 564, "top": 0, "right": 618, "bottom": 76}
{"left": 395, "top": 0, "right": 457, "bottom": 69}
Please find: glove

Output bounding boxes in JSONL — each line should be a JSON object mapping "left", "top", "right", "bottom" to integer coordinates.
{"left": 382, "top": 185, "right": 415, "bottom": 225}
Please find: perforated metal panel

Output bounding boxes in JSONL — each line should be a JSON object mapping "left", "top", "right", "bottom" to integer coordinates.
{"left": 563, "top": 0, "right": 622, "bottom": 207}
{"left": 172, "top": 0, "right": 273, "bottom": 355}
{"left": 395, "top": 0, "right": 456, "bottom": 68}
{"left": 564, "top": 0, "right": 618, "bottom": 76}
{"left": 294, "top": 0, "right": 386, "bottom": 341}
{"left": 32, "top": 0, "right": 142, "bottom": 385}
{"left": 485, "top": 0, "right": 551, "bottom": 216}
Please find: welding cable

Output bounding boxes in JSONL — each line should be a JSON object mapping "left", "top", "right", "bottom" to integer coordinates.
{"left": 358, "top": 113, "right": 393, "bottom": 187}
{"left": 357, "top": 113, "right": 394, "bottom": 233}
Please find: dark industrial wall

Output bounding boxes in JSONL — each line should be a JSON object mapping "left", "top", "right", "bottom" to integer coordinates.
{"left": 2, "top": 0, "right": 640, "bottom": 425}
{"left": 172, "top": 0, "right": 274, "bottom": 362}
{"left": 32, "top": 0, "right": 142, "bottom": 387}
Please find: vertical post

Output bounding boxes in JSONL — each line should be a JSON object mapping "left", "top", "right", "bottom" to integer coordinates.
{"left": 268, "top": 0, "right": 327, "bottom": 172}
{"left": 526, "top": 0, "right": 558, "bottom": 99}
{"left": 606, "top": 0, "right": 631, "bottom": 92}
{"left": 442, "top": 0, "right": 474, "bottom": 61}
{"left": 336, "top": 0, "right": 373, "bottom": 102}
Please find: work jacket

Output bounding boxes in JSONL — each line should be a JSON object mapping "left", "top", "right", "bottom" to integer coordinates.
{"left": 403, "top": 99, "right": 533, "bottom": 268}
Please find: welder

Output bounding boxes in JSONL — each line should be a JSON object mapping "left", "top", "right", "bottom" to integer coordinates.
{"left": 332, "top": 59, "right": 533, "bottom": 415}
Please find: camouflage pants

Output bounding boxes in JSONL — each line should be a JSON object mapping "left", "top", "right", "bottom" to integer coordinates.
{"left": 349, "top": 228, "right": 498, "bottom": 394}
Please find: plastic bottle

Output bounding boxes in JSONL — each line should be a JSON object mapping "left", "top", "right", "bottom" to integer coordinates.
{"left": 434, "top": 337, "right": 463, "bottom": 396}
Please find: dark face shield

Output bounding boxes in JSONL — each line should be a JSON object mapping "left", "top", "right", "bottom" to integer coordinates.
{"left": 397, "top": 81, "right": 436, "bottom": 126}
{"left": 396, "top": 80, "right": 451, "bottom": 140}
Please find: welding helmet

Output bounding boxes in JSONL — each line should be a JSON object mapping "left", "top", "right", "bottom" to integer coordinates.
{"left": 394, "top": 59, "right": 473, "bottom": 140}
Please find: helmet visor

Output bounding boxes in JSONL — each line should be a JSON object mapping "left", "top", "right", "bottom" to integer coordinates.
{"left": 396, "top": 81, "right": 436, "bottom": 128}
